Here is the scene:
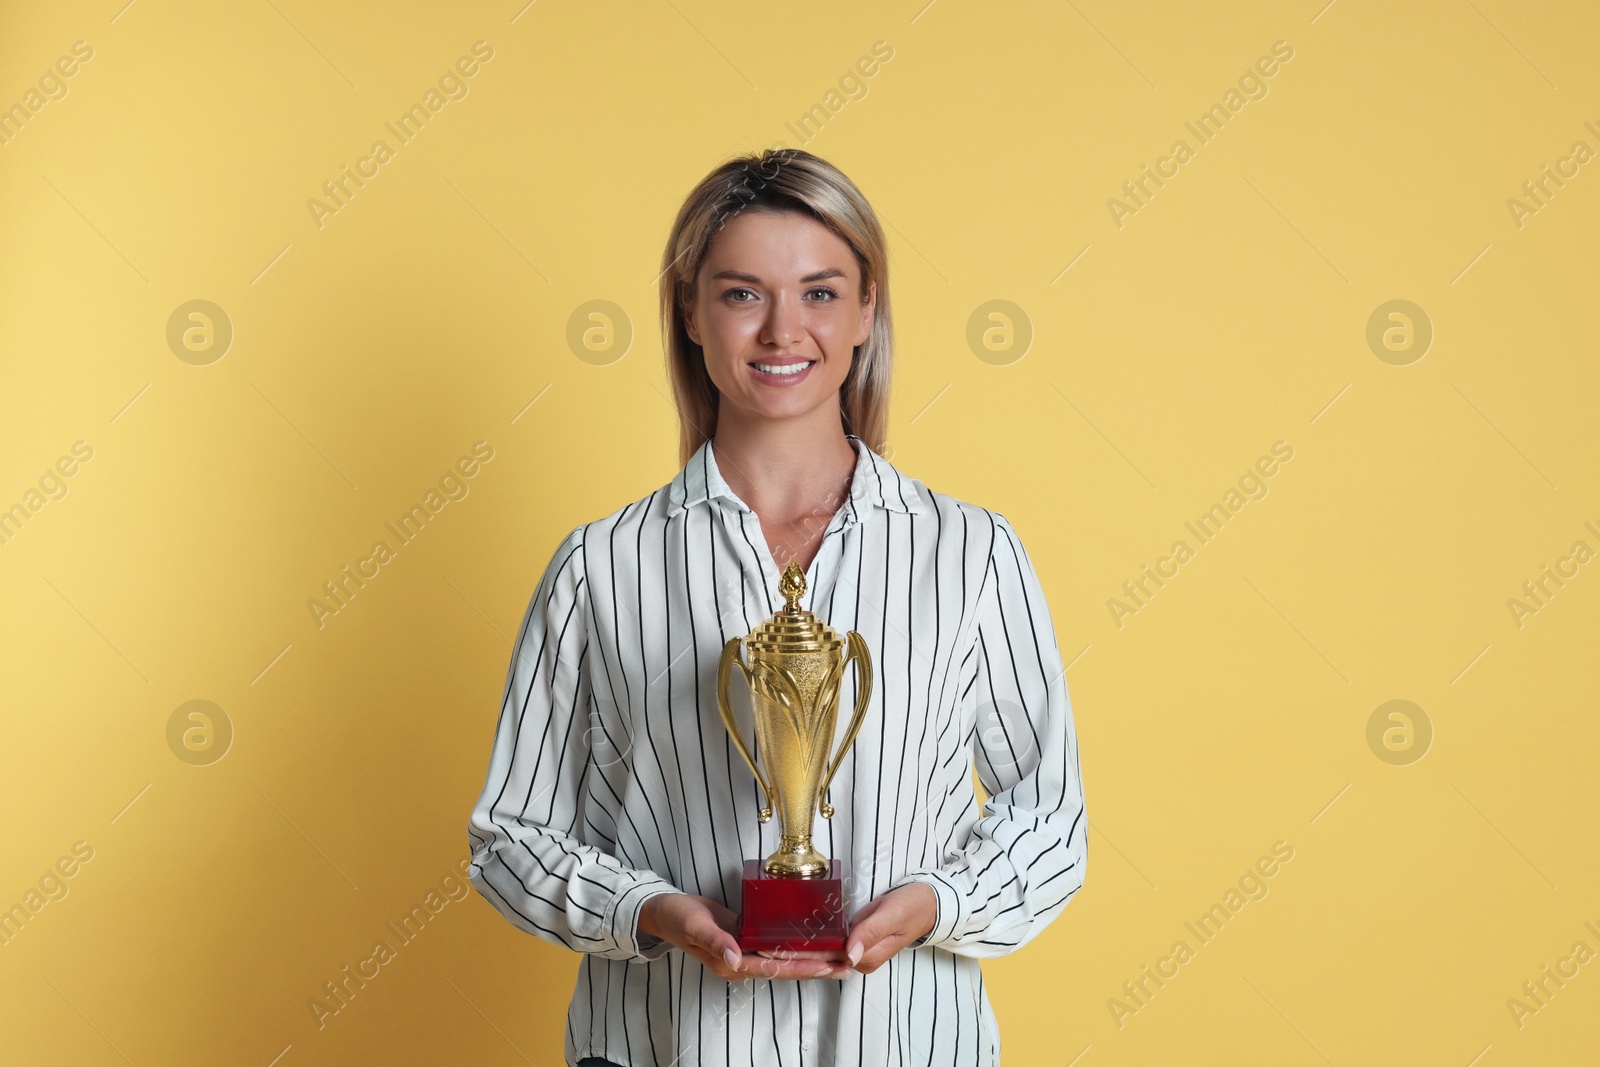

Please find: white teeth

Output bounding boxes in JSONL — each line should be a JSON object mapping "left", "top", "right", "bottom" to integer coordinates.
{"left": 752, "top": 361, "right": 813, "bottom": 376}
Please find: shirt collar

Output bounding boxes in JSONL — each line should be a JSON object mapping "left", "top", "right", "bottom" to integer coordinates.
{"left": 667, "top": 433, "right": 924, "bottom": 521}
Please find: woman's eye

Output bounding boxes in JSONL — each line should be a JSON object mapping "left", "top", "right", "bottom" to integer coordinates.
{"left": 722, "top": 286, "right": 838, "bottom": 303}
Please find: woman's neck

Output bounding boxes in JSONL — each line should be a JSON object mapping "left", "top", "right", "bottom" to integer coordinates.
{"left": 710, "top": 407, "right": 858, "bottom": 555}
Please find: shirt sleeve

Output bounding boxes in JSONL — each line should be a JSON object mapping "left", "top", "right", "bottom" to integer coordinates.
{"left": 895, "top": 512, "right": 1087, "bottom": 956}
{"left": 467, "top": 525, "right": 683, "bottom": 962}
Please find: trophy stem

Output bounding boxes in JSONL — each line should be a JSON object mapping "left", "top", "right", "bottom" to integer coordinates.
{"left": 763, "top": 835, "right": 829, "bottom": 878}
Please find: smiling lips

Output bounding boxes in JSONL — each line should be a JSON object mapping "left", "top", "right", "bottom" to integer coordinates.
{"left": 748, "top": 358, "right": 816, "bottom": 384}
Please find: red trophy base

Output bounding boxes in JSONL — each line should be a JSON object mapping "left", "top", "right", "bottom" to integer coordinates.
{"left": 736, "top": 859, "right": 847, "bottom": 953}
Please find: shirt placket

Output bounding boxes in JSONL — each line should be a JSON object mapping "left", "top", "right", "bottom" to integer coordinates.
{"left": 718, "top": 492, "right": 859, "bottom": 608}
{"left": 805, "top": 495, "right": 856, "bottom": 597}
{"left": 713, "top": 494, "right": 858, "bottom": 1066}
{"left": 799, "top": 981, "right": 819, "bottom": 1062}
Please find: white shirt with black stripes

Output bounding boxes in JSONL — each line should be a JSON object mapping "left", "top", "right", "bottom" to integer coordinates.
{"left": 467, "top": 433, "right": 1087, "bottom": 1067}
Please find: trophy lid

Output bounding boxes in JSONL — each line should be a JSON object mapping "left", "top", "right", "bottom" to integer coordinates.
{"left": 746, "top": 561, "right": 844, "bottom": 655}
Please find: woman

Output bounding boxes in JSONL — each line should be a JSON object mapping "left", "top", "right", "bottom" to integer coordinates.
{"left": 467, "top": 149, "right": 1086, "bottom": 1066}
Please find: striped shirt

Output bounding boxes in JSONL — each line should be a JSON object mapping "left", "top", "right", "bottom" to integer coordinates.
{"left": 467, "top": 433, "right": 1086, "bottom": 1066}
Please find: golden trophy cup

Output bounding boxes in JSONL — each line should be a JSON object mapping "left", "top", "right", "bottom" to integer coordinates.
{"left": 717, "top": 560, "right": 873, "bottom": 951}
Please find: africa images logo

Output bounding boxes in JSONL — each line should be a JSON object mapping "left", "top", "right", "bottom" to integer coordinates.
{"left": 305, "top": 41, "right": 495, "bottom": 230}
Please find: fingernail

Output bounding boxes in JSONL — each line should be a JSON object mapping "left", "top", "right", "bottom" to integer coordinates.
{"left": 847, "top": 943, "right": 862, "bottom": 966}
{"left": 723, "top": 948, "right": 740, "bottom": 969}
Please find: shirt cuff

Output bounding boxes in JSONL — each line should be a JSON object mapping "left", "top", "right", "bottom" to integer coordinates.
{"left": 604, "top": 878, "right": 682, "bottom": 962}
{"left": 893, "top": 870, "right": 966, "bottom": 949}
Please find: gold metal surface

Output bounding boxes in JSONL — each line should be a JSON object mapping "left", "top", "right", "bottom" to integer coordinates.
{"left": 717, "top": 561, "right": 873, "bottom": 877}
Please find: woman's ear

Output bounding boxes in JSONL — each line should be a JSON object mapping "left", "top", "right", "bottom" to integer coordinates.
{"left": 683, "top": 304, "right": 701, "bottom": 346}
{"left": 853, "top": 280, "right": 877, "bottom": 346}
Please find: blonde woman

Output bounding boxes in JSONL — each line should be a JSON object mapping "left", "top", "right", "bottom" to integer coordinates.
{"left": 467, "top": 148, "right": 1086, "bottom": 1066}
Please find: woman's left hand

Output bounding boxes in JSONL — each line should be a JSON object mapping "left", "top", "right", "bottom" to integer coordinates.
{"left": 761, "top": 881, "right": 937, "bottom": 976}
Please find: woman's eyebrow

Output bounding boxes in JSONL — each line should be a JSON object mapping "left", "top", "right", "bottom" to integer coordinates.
{"left": 709, "top": 268, "right": 848, "bottom": 283}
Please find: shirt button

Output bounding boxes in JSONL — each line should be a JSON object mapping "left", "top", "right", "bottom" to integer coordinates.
{"left": 801, "top": 1040, "right": 812, "bottom": 1051}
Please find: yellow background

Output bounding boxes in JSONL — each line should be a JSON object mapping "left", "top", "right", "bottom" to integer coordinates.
{"left": 2, "top": 0, "right": 1597, "bottom": 1063}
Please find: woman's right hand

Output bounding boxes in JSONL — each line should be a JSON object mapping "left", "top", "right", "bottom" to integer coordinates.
{"left": 638, "top": 893, "right": 851, "bottom": 981}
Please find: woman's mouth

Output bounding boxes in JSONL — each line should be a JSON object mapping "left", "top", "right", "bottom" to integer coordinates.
{"left": 747, "top": 359, "right": 816, "bottom": 385}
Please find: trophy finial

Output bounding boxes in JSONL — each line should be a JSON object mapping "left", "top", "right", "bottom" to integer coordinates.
{"left": 779, "top": 560, "right": 806, "bottom": 612}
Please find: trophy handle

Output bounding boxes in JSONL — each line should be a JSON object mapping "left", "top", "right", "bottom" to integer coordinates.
{"left": 717, "top": 637, "right": 776, "bottom": 822}
{"left": 817, "top": 630, "right": 873, "bottom": 819}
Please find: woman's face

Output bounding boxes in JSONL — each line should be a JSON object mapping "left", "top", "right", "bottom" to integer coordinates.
{"left": 684, "top": 208, "right": 875, "bottom": 429}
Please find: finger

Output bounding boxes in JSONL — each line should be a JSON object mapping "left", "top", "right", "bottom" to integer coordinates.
{"left": 757, "top": 948, "right": 845, "bottom": 961}
{"left": 682, "top": 943, "right": 742, "bottom": 982}
{"left": 843, "top": 915, "right": 887, "bottom": 968}
{"left": 685, "top": 942, "right": 839, "bottom": 981}
{"left": 736, "top": 954, "right": 844, "bottom": 981}
{"left": 844, "top": 894, "right": 915, "bottom": 968}
{"left": 845, "top": 894, "right": 887, "bottom": 928}
{"left": 854, "top": 930, "right": 916, "bottom": 974}
{"left": 681, "top": 906, "right": 743, "bottom": 969}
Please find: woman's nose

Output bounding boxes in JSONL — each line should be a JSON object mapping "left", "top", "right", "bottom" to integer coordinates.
{"left": 761, "top": 295, "right": 804, "bottom": 347}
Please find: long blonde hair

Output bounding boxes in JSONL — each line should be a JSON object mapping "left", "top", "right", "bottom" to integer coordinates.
{"left": 658, "top": 148, "right": 893, "bottom": 466}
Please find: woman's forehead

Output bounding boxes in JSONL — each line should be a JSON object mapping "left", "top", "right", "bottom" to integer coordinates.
{"left": 700, "top": 210, "right": 858, "bottom": 276}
